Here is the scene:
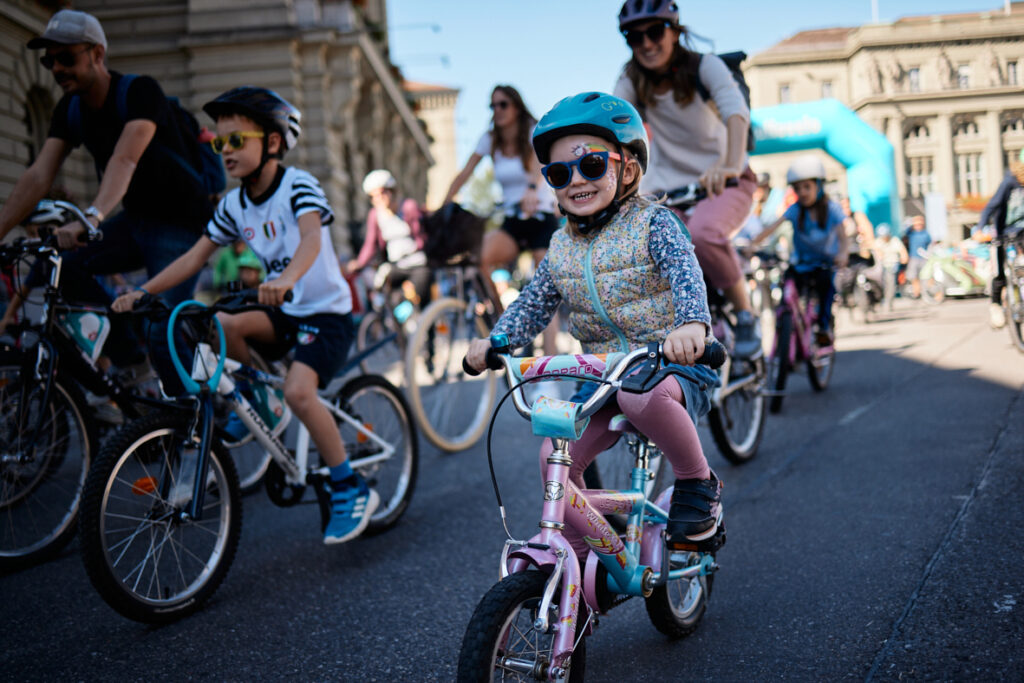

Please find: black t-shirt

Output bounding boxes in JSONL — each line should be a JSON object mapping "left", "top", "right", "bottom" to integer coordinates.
{"left": 48, "top": 71, "right": 212, "bottom": 227}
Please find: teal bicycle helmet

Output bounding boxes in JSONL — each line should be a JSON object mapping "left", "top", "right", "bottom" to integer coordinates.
{"left": 532, "top": 92, "right": 648, "bottom": 234}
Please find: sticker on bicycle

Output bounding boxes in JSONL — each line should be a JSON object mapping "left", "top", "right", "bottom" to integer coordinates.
{"left": 513, "top": 352, "right": 625, "bottom": 382}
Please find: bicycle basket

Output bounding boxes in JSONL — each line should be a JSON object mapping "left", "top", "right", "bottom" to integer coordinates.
{"left": 423, "top": 202, "right": 485, "bottom": 266}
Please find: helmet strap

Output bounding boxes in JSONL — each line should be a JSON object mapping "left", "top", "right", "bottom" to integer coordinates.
{"left": 242, "top": 133, "right": 272, "bottom": 187}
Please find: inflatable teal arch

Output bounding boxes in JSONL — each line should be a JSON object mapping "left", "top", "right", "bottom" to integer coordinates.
{"left": 750, "top": 98, "right": 900, "bottom": 229}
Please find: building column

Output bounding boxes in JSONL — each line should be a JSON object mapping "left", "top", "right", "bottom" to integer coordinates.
{"left": 886, "top": 113, "right": 906, "bottom": 200}
{"left": 984, "top": 109, "right": 1005, "bottom": 194}
{"left": 934, "top": 113, "right": 956, "bottom": 204}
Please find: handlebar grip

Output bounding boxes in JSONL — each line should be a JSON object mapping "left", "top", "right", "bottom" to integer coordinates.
{"left": 696, "top": 340, "right": 727, "bottom": 369}
{"left": 462, "top": 347, "right": 502, "bottom": 377}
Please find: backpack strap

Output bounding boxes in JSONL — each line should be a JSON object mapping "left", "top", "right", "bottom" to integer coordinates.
{"left": 693, "top": 54, "right": 710, "bottom": 102}
{"left": 115, "top": 74, "right": 136, "bottom": 122}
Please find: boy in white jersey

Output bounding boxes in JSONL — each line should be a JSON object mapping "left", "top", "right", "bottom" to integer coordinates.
{"left": 113, "top": 87, "right": 377, "bottom": 544}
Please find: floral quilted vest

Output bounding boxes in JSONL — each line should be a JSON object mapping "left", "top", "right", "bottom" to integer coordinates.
{"left": 546, "top": 198, "right": 679, "bottom": 354}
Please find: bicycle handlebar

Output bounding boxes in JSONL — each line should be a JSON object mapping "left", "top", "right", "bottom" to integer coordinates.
{"left": 664, "top": 178, "right": 740, "bottom": 209}
{"left": 25, "top": 200, "right": 104, "bottom": 243}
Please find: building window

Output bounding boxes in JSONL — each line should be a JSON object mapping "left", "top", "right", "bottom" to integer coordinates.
{"left": 821, "top": 81, "right": 832, "bottom": 98}
{"left": 957, "top": 64, "right": 970, "bottom": 89}
{"left": 955, "top": 152, "right": 984, "bottom": 196}
{"left": 905, "top": 156, "right": 935, "bottom": 197}
{"left": 779, "top": 83, "right": 791, "bottom": 104}
{"left": 908, "top": 67, "right": 921, "bottom": 93}
{"left": 1008, "top": 61, "right": 1019, "bottom": 86}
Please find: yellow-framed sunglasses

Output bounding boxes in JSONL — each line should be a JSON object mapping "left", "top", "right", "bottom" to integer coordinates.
{"left": 210, "top": 131, "right": 264, "bottom": 154}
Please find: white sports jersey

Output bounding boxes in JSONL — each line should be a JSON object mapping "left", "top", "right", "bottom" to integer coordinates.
{"left": 206, "top": 167, "right": 352, "bottom": 317}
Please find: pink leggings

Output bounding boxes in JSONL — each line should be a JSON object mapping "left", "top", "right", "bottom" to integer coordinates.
{"left": 538, "top": 377, "right": 710, "bottom": 488}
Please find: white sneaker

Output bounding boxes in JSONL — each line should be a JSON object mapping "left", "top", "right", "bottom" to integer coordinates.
{"left": 990, "top": 303, "right": 1007, "bottom": 329}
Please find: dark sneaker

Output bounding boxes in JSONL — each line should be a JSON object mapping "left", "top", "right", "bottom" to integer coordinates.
{"left": 323, "top": 475, "right": 379, "bottom": 545}
{"left": 732, "top": 310, "right": 762, "bottom": 359}
{"left": 815, "top": 329, "right": 834, "bottom": 348}
{"left": 667, "top": 472, "right": 723, "bottom": 543}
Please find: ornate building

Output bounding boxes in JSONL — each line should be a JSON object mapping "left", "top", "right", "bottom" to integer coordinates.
{"left": 745, "top": 2, "right": 1024, "bottom": 235}
{"left": 1, "top": 0, "right": 433, "bottom": 254}
{"left": 405, "top": 80, "right": 459, "bottom": 210}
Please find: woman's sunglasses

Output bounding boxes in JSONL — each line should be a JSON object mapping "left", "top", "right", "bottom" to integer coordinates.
{"left": 39, "top": 46, "right": 92, "bottom": 70}
{"left": 622, "top": 21, "right": 671, "bottom": 48}
{"left": 489, "top": 101, "right": 511, "bottom": 111}
{"left": 541, "top": 150, "right": 621, "bottom": 190}
{"left": 210, "top": 131, "right": 264, "bottom": 154}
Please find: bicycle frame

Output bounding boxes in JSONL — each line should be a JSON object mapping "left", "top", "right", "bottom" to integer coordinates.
{"left": 490, "top": 346, "right": 718, "bottom": 672}
{"left": 774, "top": 275, "right": 816, "bottom": 364}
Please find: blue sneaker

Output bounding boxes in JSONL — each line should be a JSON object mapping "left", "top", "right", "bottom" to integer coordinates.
{"left": 323, "top": 476, "right": 379, "bottom": 545}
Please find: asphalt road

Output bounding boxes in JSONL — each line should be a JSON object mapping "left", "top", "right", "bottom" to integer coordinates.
{"left": 3, "top": 297, "right": 1022, "bottom": 682}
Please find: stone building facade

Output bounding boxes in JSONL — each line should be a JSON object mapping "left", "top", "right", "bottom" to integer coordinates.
{"left": 745, "top": 2, "right": 1024, "bottom": 235}
{"left": 405, "top": 80, "right": 458, "bottom": 210}
{"left": 1, "top": 0, "right": 433, "bottom": 254}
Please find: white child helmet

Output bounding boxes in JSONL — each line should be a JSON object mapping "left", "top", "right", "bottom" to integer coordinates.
{"left": 362, "top": 169, "right": 397, "bottom": 195}
{"left": 786, "top": 155, "right": 826, "bottom": 185}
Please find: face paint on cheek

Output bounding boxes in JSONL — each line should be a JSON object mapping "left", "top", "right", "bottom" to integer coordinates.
{"left": 604, "top": 168, "right": 617, "bottom": 192}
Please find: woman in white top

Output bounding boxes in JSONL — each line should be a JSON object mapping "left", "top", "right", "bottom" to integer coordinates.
{"left": 444, "top": 84, "right": 560, "bottom": 353}
{"left": 613, "top": 0, "right": 761, "bottom": 359}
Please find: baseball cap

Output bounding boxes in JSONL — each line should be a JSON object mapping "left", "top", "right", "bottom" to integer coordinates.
{"left": 27, "top": 10, "right": 107, "bottom": 50}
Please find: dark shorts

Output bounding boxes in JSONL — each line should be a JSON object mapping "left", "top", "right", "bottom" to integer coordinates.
{"left": 501, "top": 212, "right": 560, "bottom": 251}
{"left": 258, "top": 309, "right": 355, "bottom": 387}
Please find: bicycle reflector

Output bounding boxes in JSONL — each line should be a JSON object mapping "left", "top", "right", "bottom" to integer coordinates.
{"left": 357, "top": 423, "right": 373, "bottom": 443}
{"left": 131, "top": 476, "right": 158, "bottom": 496}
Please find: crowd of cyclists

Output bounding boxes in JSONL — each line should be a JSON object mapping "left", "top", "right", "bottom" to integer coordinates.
{"left": 2, "top": 0, "right": 1020, "bottom": 634}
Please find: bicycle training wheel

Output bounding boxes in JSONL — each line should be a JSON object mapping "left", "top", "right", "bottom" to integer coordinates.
{"left": 768, "top": 311, "right": 792, "bottom": 414}
{"left": 457, "top": 571, "right": 585, "bottom": 683}
{"left": 582, "top": 436, "right": 667, "bottom": 531}
{"left": 356, "top": 310, "right": 406, "bottom": 382}
{"left": 708, "top": 355, "right": 767, "bottom": 464}
{"left": 0, "top": 354, "right": 92, "bottom": 570}
{"left": 79, "top": 410, "right": 242, "bottom": 623}
{"left": 333, "top": 374, "right": 418, "bottom": 534}
{"left": 404, "top": 297, "right": 496, "bottom": 452}
{"left": 644, "top": 550, "right": 713, "bottom": 638}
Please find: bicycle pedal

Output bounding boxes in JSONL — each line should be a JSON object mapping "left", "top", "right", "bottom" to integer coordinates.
{"left": 666, "top": 521, "right": 727, "bottom": 554}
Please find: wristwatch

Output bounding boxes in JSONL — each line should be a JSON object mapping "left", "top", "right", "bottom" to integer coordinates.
{"left": 84, "top": 206, "right": 104, "bottom": 224}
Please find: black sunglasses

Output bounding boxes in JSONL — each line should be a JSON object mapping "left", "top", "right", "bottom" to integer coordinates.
{"left": 541, "top": 151, "right": 621, "bottom": 190}
{"left": 623, "top": 22, "right": 671, "bottom": 48}
{"left": 489, "top": 100, "right": 511, "bottom": 111}
{"left": 39, "top": 45, "right": 92, "bottom": 70}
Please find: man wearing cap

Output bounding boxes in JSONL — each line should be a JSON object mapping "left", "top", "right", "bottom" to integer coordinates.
{"left": 0, "top": 9, "right": 213, "bottom": 368}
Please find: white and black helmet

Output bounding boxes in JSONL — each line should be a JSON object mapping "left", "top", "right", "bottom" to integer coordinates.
{"left": 786, "top": 155, "right": 826, "bottom": 185}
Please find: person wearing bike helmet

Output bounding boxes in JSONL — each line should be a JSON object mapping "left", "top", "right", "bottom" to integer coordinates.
{"left": 467, "top": 91, "right": 724, "bottom": 549}
{"left": 112, "top": 87, "right": 377, "bottom": 546}
{"left": 613, "top": 0, "right": 761, "bottom": 359}
{"left": 346, "top": 169, "right": 431, "bottom": 311}
{"left": 976, "top": 147, "right": 1024, "bottom": 329}
{"left": 749, "top": 155, "right": 851, "bottom": 345}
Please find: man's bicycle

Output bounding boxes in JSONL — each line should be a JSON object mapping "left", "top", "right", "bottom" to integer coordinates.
{"left": 766, "top": 266, "right": 836, "bottom": 413}
{"left": 78, "top": 291, "right": 418, "bottom": 622}
{"left": 457, "top": 336, "right": 726, "bottom": 680}
{"left": 993, "top": 223, "right": 1024, "bottom": 352}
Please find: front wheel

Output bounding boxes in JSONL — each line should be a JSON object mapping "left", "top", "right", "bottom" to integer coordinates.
{"left": 334, "top": 374, "right": 418, "bottom": 534}
{"left": 645, "top": 551, "right": 714, "bottom": 638}
{"left": 79, "top": 410, "right": 242, "bottom": 623}
{"left": 708, "top": 355, "right": 767, "bottom": 464}
{"left": 768, "top": 311, "right": 792, "bottom": 414}
{"left": 457, "top": 571, "right": 585, "bottom": 683}
{"left": 405, "top": 297, "right": 496, "bottom": 452}
{"left": 807, "top": 334, "right": 836, "bottom": 392}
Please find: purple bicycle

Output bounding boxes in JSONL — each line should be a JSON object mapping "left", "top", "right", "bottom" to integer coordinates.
{"left": 457, "top": 336, "right": 726, "bottom": 681}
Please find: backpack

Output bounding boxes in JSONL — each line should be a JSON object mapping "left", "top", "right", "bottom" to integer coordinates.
{"left": 693, "top": 51, "right": 756, "bottom": 153}
{"left": 67, "top": 74, "right": 226, "bottom": 200}
{"left": 422, "top": 202, "right": 486, "bottom": 266}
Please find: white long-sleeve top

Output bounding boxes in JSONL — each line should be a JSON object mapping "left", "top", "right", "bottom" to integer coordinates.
{"left": 613, "top": 53, "right": 749, "bottom": 193}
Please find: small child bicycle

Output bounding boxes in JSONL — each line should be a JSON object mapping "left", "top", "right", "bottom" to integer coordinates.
{"left": 79, "top": 292, "right": 418, "bottom": 623}
{"left": 457, "top": 335, "right": 725, "bottom": 681}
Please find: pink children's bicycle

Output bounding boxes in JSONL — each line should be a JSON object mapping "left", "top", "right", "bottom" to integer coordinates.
{"left": 457, "top": 336, "right": 726, "bottom": 681}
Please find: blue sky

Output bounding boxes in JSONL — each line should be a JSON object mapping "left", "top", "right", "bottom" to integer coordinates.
{"left": 387, "top": 0, "right": 1006, "bottom": 162}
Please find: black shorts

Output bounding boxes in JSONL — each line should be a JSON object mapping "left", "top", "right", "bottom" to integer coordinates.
{"left": 257, "top": 309, "right": 355, "bottom": 387}
{"left": 500, "top": 212, "right": 560, "bottom": 251}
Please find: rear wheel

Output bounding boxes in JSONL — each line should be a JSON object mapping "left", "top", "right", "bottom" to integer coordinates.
{"left": 645, "top": 550, "right": 713, "bottom": 638}
{"left": 768, "top": 312, "right": 792, "bottom": 414}
{"left": 356, "top": 310, "right": 406, "bottom": 382}
{"left": 708, "top": 355, "right": 766, "bottom": 464}
{"left": 405, "top": 297, "right": 496, "bottom": 452}
{"left": 0, "top": 354, "right": 92, "bottom": 570}
{"left": 79, "top": 410, "right": 241, "bottom": 623}
{"left": 1004, "top": 256, "right": 1024, "bottom": 353}
{"left": 457, "top": 571, "right": 585, "bottom": 682}
{"left": 334, "top": 374, "right": 418, "bottom": 533}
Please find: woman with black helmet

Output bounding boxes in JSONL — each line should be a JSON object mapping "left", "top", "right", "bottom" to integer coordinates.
{"left": 613, "top": 0, "right": 761, "bottom": 359}
{"left": 112, "top": 87, "right": 379, "bottom": 546}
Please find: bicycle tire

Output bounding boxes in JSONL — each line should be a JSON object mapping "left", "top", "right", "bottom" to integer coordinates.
{"left": 644, "top": 550, "right": 713, "bottom": 638}
{"left": 807, "top": 338, "right": 836, "bottom": 392}
{"left": 769, "top": 311, "right": 792, "bottom": 414}
{"left": 356, "top": 310, "right": 405, "bottom": 380}
{"left": 404, "top": 296, "right": 496, "bottom": 452}
{"left": 333, "top": 374, "right": 418, "bottom": 534}
{"left": 582, "top": 438, "right": 667, "bottom": 531}
{"left": 79, "top": 410, "right": 242, "bottom": 623}
{"left": 708, "top": 355, "right": 767, "bottom": 464}
{"left": 0, "top": 354, "right": 93, "bottom": 570}
{"left": 1004, "top": 263, "right": 1024, "bottom": 353}
{"left": 457, "top": 571, "right": 585, "bottom": 683}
